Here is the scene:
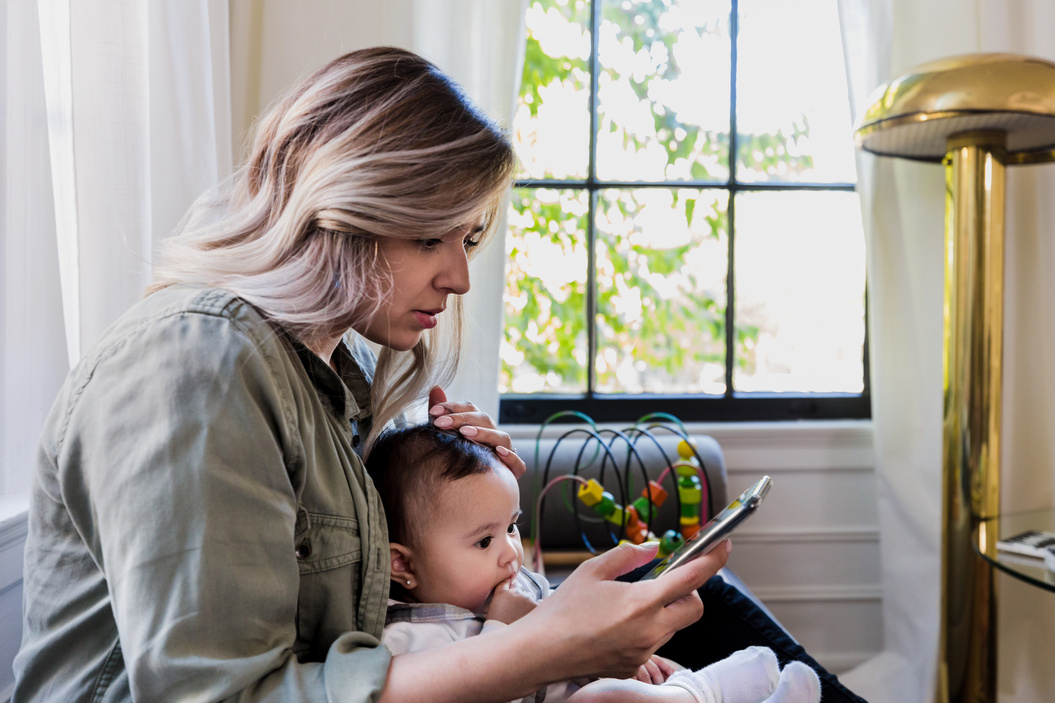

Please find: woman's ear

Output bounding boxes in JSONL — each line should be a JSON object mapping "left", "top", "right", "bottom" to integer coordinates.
{"left": 390, "top": 543, "right": 417, "bottom": 589}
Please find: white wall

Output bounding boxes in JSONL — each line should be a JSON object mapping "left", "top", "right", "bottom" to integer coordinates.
{"left": 711, "top": 422, "right": 880, "bottom": 674}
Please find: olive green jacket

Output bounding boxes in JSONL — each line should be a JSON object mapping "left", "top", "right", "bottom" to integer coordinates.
{"left": 13, "top": 285, "right": 392, "bottom": 702}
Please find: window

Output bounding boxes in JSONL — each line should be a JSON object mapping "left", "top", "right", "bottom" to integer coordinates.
{"left": 500, "top": 0, "right": 868, "bottom": 424}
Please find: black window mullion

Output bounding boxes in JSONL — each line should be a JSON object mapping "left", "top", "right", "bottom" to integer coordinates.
{"left": 586, "top": 0, "right": 602, "bottom": 398}
{"left": 724, "top": 0, "right": 740, "bottom": 399}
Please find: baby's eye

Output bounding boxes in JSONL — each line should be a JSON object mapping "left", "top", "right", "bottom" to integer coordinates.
{"left": 507, "top": 522, "right": 518, "bottom": 535}
{"left": 476, "top": 536, "right": 493, "bottom": 549}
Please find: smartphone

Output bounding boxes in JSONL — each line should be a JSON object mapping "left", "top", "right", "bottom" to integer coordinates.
{"left": 637, "top": 475, "right": 772, "bottom": 580}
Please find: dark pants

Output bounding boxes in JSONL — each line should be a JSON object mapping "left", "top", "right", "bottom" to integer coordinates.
{"left": 659, "top": 575, "right": 868, "bottom": 702}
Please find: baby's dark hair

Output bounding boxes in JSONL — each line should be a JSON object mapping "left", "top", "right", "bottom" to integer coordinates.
{"left": 365, "top": 424, "right": 502, "bottom": 547}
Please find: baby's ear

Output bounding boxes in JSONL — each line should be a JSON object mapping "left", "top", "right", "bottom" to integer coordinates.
{"left": 389, "top": 543, "right": 417, "bottom": 589}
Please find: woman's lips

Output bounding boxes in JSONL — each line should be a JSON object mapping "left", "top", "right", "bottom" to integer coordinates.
{"left": 413, "top": 310, "right": 439, "bottom": 329}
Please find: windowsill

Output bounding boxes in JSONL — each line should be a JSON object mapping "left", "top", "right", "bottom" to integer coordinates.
{"left": 504, "top": 418, "right": 874, "bottom": 441}
{"left": 0, "top": 494, "right": 28, "bottom": 594}
{"left": 0, "top": 489, "right": 28, "bottom": 523}
{"left": 0, "top": 494, "right": 29, "bottom": 534}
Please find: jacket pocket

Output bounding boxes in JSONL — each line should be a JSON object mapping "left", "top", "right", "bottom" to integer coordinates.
{"left": 293, "top": 511, "right": 361, "bottom": 574}
{"left": 292, "top": 511, "right": 363, "bottom": 660}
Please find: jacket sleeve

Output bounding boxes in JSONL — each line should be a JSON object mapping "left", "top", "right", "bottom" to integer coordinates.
{"left": 57, "top": 309, "right": 390, "bottom": 702}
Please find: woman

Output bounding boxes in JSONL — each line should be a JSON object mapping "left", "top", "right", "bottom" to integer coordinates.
{"left": 12, "top": 47, "right": 728, "bottom": 702}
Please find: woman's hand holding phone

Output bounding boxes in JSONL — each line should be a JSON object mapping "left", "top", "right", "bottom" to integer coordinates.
{"left": 520, "top": 540, "right": 731, "bottom": 682}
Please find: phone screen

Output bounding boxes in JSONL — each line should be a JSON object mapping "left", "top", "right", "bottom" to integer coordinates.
{"left": 637, "top": 475, "right": 772, "bottom": 580}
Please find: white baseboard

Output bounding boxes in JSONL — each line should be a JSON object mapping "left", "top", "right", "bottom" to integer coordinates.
{"left": 814, "top": 650, "right": 876, "bottom": 675}
{"left": 750, "top": 583, "right": 883, "bottom": 604}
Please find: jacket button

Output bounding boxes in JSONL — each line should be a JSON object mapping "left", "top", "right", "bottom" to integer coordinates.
{"left": 295, "top": 543, "right": 311, "bottom": 559}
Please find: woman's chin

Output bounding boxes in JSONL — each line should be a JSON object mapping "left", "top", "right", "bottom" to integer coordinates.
{"left": 357, "top": 329, "right": 421, "bottom": 352}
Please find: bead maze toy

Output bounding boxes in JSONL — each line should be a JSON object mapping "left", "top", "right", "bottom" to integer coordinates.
{"left": 527, "top": 412, "right": 714, "bottom": 574}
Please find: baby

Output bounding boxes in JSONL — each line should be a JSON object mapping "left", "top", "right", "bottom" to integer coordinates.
{"left": 365, "top": 424, "right": 819, "bottom": 703}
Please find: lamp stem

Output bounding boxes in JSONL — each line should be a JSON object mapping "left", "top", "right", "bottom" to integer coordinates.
{"left": 938, "top": 131, "right": 1005, "bottom": 703}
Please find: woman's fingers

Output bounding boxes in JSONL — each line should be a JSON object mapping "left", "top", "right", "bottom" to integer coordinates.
{"left": 575, "top": 542, "right": 660, "bottom": 582}
{"left": 642, "top": 540, "right": 730, "bottom": 599}
{"left": 428, "top": 386, "right": 526, "bottom": 478}
{"left": 428, "top": 386, "right": 494, "bottom": 428}
{"left": 427, "top": 385, "right": 449, "bottom": 411}
{"left": 493, "top": 443, "right": 527, "bottom": 479}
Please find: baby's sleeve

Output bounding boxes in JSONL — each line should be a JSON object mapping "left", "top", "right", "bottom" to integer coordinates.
{"left": 380, "top": 620, "right": 461, "bottom": 656}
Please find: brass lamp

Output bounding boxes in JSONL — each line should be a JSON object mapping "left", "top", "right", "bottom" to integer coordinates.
{"left": 854, "top": 54, "right": 1055, "bottom": 703}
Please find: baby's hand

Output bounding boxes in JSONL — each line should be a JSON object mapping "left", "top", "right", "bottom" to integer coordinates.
{"left": 486, "top": 579, "right": 538, "bottom": 625}
{"left": 634, "top": 654, "right": 682, "bottom": 684}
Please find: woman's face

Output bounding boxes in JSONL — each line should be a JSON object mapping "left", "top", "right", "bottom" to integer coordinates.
{"left": 355, "top": 225, "right": 481, "bottom": 351}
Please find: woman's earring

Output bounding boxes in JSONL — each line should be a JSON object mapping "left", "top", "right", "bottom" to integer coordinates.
{"left": 405, "top": 580, "right": 412, "bottom": 587}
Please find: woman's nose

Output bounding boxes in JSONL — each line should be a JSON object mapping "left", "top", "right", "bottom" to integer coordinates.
{"left": 436, "top": 245, "right": 471, "bottom": 295}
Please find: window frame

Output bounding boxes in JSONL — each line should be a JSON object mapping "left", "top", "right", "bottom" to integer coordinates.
{"left": 499, "top": 0, "right": 870, "bottom": 425}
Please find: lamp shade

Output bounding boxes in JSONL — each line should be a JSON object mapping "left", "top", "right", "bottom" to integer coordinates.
{"left": 854, "top": 53, "right": 1055, "bottom": 163}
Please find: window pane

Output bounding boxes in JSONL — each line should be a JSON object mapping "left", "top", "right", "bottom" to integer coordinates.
{"left": 735, "top": 0, "right": 857, "bottom": 183}
{"left": 501, "top": 188, "right": 590, "bottom": 393}
{"left": 596, "top": 0, "right": 731, "bottom": 183}
{"left": 595, "top": 188, "right": 728, "bottom": 394}
{"left": 733, "top": 191, "right": 865, "bottom": 393}
{"left": 515, "top": 0, "right": 593, "bottom": 180}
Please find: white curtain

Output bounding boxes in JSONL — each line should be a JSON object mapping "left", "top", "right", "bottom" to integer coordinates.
{"left": 0, "top": 0, "right": 230, "bottom": 500}
{"left": 838, "top": 1, "right": 1055, "bottom": 701}
{"left": 1, "top": 0, "right": 67, "bottom": 500}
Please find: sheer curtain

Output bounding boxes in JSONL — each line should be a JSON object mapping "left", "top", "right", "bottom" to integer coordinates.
{"left": 0, "top": 0, "right": 230, "bottom": 503}
{"left": 838, "top": 1, "right": 1055, "bottom": 701}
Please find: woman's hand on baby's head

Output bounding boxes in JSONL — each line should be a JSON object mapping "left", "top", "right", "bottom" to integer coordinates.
{"left": 427, "top": 386, "right": 526, "bottom": 478}
{"left": 486, "top": 578, "right": 537, "bottom": 625}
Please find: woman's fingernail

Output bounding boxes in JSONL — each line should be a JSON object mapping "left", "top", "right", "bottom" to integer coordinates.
{"left": 459, "top": 425, "right": 479, "bottom": 437}
{"left": 725, "top": 540, "right": 733, "bottom": 555}
{"left": 433, "top": 415, "right": 454, "bottom": 428}
{"left": 496, "top": 445, "right": 511, "bottom": 456}
{"left": 429, "top": 405, "right": 446, "bottom": 417}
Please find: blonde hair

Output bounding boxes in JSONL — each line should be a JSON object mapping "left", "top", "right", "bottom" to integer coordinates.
{"left": 149, "top": 47, "right": 516, "bottom": 449}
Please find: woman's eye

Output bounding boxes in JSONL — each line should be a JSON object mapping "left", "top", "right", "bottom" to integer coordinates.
{"left": 419, "top": 238, "right": 442, "bottom": 250}
{"left": 463, "top": 238, "right": 480, "bottom": 252}
{"left": 477, "top": 536, "right": 492, "bottom": 549}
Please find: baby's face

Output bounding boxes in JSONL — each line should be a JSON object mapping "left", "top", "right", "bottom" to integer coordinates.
{"left": 409, "top": 462, "right": 524, "bottom": 612}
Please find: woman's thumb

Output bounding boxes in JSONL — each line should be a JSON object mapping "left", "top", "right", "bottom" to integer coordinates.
{"left": 590, "top": 542, "right": 660, "bottom": 580}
